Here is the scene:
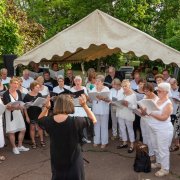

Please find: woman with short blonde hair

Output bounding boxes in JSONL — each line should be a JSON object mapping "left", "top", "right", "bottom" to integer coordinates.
{"left": 36, "top": 76, "right": 49, "bottom": 96}
{"left": 116, "top": 79, "right": 137, "bottom": 153}
{"left": 3, "top": 78, "right": 29, "bottom": 154}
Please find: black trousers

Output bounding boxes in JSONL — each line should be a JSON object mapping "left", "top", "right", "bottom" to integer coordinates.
{"left": 133, "top": 114, "right": 142, "bottom": 142}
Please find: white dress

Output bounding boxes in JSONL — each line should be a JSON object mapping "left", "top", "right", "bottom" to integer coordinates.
{"left": 5, "top": 94, "right": 26, "bottom": 133}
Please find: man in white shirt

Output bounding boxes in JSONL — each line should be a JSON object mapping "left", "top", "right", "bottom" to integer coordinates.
{"left": 0, "top": 68, "right": 11, "bottom": 86}
{"left": 130, "top": 72, "right": 140, "bottom": 90}
{"left": 21, "top": 69, "right": 34, "bottom": 89}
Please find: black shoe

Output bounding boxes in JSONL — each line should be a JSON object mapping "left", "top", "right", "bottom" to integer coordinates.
{"left": 117, "top": 144, "right": 128, "bottom": 149}
{"left": 128, "top": 147, "right": 134, "bottom": 153}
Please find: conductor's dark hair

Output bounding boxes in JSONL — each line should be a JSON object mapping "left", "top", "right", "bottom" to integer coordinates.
{"left": 53, "top": 94, "right": 75, "bottom": 115}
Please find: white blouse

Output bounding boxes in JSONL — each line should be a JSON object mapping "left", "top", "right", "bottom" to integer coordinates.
{"left": 40, "top": 85, "right": 49, "bottom": 96}
{"left": 90, "top": 86, "right": 110, "bottom": 115}
{"left": 116, "top": 92, "right": 137, "bottom": 121}
{"left": 148, "top": 99, "right": 173, "bottom": 128}
{"left": 53, "top": 85, "right": 70, "bottom": 94}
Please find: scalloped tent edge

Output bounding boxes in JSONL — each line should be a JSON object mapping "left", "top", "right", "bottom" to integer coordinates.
{"left": 14, "top": 9, "right": 180, "bottom": 67}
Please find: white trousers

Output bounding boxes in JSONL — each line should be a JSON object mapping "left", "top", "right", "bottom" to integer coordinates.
{"left": 0, "top": 116, "right": 5, "bottom": 148}
{"left": 140, "top": 118, "right": 154, "bottom": 156}
{"left": 118, "top": 118, "right": 135, "bottom": 143}
{"left": 111, "top": 108, "right": 120, "bottom": 137}
{"left": 149, "top": 123, "right": 173, "bottom": 170}
{"left": 94, "top": 114, "right": 109, "bottom": 145}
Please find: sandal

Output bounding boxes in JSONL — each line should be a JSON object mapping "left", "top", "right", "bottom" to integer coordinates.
{"left": 117, "top": 144, "right": 128, "bottom": 149}
{"left": 0, "top": 156, "right": 5, "bottom": 161}
{"left": 170, "top": 145, "right": 179, "bottom": 152}
{"left": 31, "top": 143, "right": 37, "bottom": 149}
{"left": 128, "top": 147, "right": 134, "bottom": 153}
{"left": 155, "top": 169, "right": 169, "bottom": 177}
{"left": 40, "top": 141, "right": 46, "bottom": 147}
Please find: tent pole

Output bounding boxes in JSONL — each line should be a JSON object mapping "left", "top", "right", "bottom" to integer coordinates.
{"left": 81, "top": 62, "right": 86, "bottom": 84}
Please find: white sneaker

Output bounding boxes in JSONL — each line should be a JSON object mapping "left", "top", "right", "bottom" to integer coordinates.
{"left": 82, "top": 138, "right": 91, "bottom": 144}
{"left": 13, "top": 147, "right": 20, "bottom": 155}
{"left": 18, "top": 146, "right": 30, "bottom": 152}
{"left": 151, "top": 163, "right": 161, "bottom": 169}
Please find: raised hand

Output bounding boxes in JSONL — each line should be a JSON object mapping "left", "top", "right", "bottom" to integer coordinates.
{"left": 79, "top": 94, "right": 87, "bottom": 107}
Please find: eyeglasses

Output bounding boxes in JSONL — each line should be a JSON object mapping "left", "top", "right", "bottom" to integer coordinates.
{"left": 144, "top": 90, "right": 149, "bottom": 93}
{"left": 157, "top": 90, "right": 165, "bottom": 93}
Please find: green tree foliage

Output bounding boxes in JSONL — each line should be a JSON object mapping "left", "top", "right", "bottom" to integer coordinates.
{"left": 0, "top": 0, "right": 22, "bottom": 55}
{"left": 153, "top": 0, "right": 180, "bottom": 41}
{"left": 164, "top": 12, "right": 180, "bottom": 50}
{"left": 15, "top": 0, "right": 71, "bottom": 39}
{"left": 0, "top": 0, "right": 45, "bottom": 56}
{"left": 6, "top": 0, "right": 45, "bottom": 53}
{"left": 113, "top": 0, "right": 163, "bottom": 35}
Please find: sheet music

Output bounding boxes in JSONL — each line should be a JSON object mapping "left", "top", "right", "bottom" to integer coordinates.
{"left": 29, "top": 71, "right": 43, "bottom": 79}
{"left": 103, "top": 81, "right": 112, "bottom": 87}
{"left": 137, "top": 99, "right": 160, "bottom": 115}
{"left": 31, "top": 97, "right": 47, "bottom": 107}
{"left": 132, "top": 109, "right": 142, "bottom": 117}
{"left": 69, "top": 107, "right": 91, "bottom": 117}
{"left": 0, "top": 91, "right": 6, "bottom": 96}
{"left": 88, "top": 91, "right": 110, "bottom": 101}
{"left": 21, "top": 97, "right": 46, "bottom": 108}
{"left": 112, "top": 97, "right": 117, "bottom": 101}
{"left": 72, "top": 90, "right": 85, "bottom": 98}
{"left": 172, "top": 97, "right": 180, "bottom": 103}
{"left": 49, "top": 69, "right": 64, "bottom": 79}
{"left": 111, "top": 100, "right": 124, "bottom": 107}
{"left": 171, "top": 93, "right": 180, "bottom": 103}
{"left": 8, "top": 101, "right": 34, "bottom": 109}
{"left": 135, "top": 92, "right": 144, "bottom": 101}
{"left": 9, "top": 101, "right": 26, "bottom": 107}
{"left": 0, "top": 103, "right": 6, "bottom": 115}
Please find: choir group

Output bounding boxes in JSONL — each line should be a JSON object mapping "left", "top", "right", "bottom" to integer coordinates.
{"left": 0, "top": 64, "right": 179, "bottom": 178}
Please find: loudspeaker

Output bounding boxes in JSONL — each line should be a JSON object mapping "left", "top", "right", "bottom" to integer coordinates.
{"left": 3, "top": 54, "right": 17, "bottom": 77}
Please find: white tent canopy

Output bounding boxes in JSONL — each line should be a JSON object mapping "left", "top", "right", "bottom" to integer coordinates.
{"left": 14, "top": 9, "right": 180, "bottom": 67}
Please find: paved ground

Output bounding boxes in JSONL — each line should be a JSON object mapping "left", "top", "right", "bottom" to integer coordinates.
{"left": 0, "top": 137, "right": 180, "bottom": 180}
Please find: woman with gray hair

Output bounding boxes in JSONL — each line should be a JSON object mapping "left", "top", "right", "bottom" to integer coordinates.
{"left": 90, "top": 75, "right": 110, "bottom": 148}
{"left": 110, "top": 78, "right": 122, "bottom": 140}
{"left": 71, "top": 75, "right": 88, "bottom": 95}
{"left": 143, "top": 82, "right": 173, "bottom": 177}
